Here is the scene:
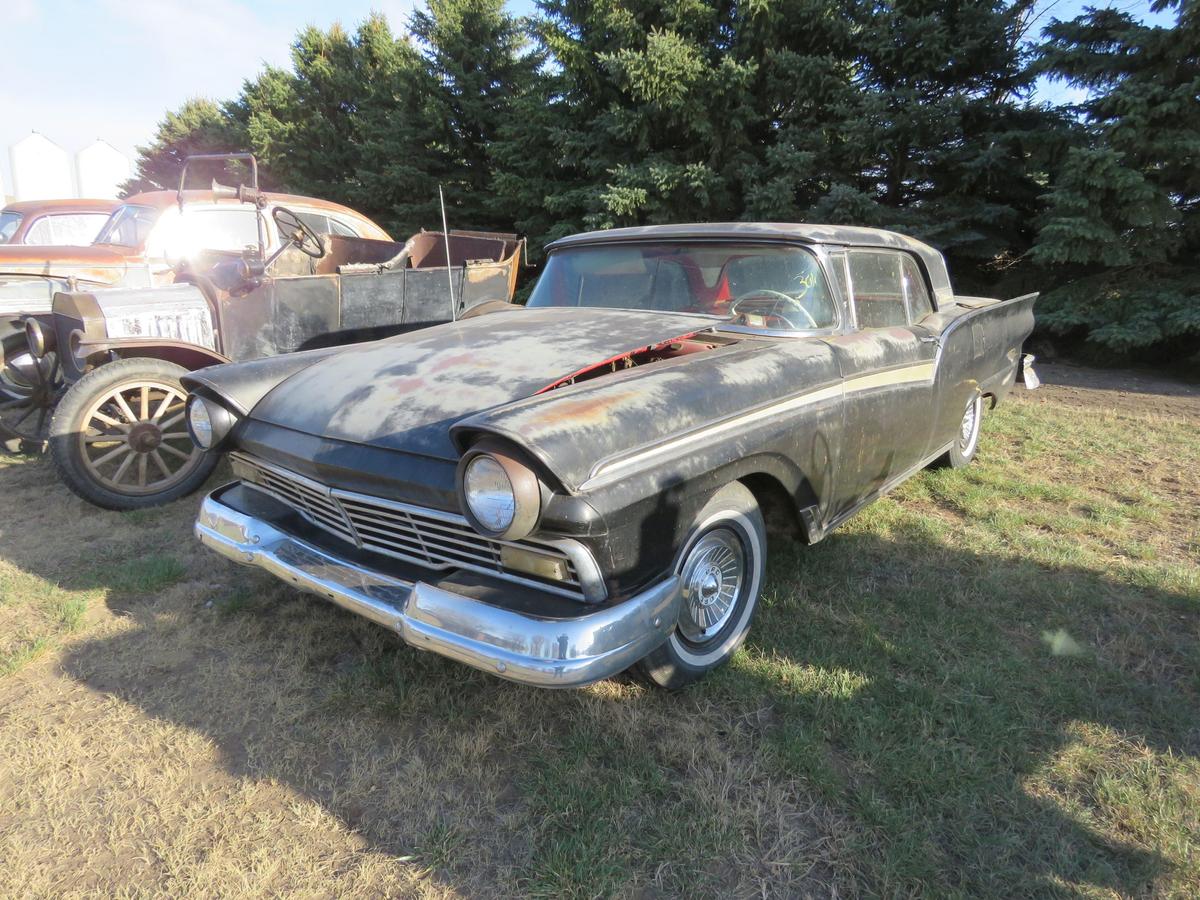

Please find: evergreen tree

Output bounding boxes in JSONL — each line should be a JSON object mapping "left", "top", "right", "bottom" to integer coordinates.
{"left": 120, "top": 99, "right": 246, "bottom": 196}
{"left": 1033, "top": 1, "right": 1200, "bottom": 353}
{"left": 408, "top": 0, "right": 539, "bottom": 230}
{"left": 493, "top": 2, "right": 766, "bottom": 249}
{"left": 232, "top": 15, "right": 431, "bottom": 229}
{"left": 828, "top": 0, "right": 1063, "bottom": 292}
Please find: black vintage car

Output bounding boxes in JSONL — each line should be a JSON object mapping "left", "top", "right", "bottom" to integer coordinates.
{"left": 185, "top": 224, "right": 1039, "bottom": 689}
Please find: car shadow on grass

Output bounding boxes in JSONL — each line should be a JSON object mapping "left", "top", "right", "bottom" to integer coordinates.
{"left": 37, "top": 484, "right": 1196, "bottom": 897}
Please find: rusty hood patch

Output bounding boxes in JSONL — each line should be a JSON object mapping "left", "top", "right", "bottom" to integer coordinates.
{"left": 247, "top": 306, "right": 719, "bottom": 459}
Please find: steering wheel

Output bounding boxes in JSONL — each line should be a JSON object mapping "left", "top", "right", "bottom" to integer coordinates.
{"left": 272, "top": 206, "right": 325, "bottom": 259}
{"left": 730, "top": 289, "right": 819, "bottom": 329}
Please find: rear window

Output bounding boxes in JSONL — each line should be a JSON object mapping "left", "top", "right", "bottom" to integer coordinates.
{"left": 296, "top": 210, "right": 359, "bottom": 237}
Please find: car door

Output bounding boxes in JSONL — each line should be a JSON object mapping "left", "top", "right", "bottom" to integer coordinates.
{"left": 824, "top": 249, "right": 939, "bottom": 518}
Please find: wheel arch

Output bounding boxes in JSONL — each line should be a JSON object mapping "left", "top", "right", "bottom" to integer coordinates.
{"left": 690, "top": 451, "right": 821, "bottom": 546}
{"left": 112, "top": 343, "right": 229, "bottom": 372}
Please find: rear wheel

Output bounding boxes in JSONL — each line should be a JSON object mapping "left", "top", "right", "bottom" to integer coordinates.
{"left": 635, "top": 482, "right": 766, "bottom": 689}
{"left": 1, "top": 332, "right": 62, "bottom": 454}
{"left": 49, "top": 358, "right": 218, "bottom": 510}
{"left": 938, "top": 392, "right": 983, "bottom": 469}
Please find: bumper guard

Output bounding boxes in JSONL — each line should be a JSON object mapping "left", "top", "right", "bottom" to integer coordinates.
{"left": 195, "top": 489, "right": 680, "bottom": 688}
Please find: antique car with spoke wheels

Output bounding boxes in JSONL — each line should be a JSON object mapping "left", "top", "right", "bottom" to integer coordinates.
{"left": 21, "top": 155, "right": 522, "bottom": 508}
{"left": 0, "top": 154, "right": 391, "bottom": 454}
{"left": 187, "top": 223, "right": 1039, "bottom": 689}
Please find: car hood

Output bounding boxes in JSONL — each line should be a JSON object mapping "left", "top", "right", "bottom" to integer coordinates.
{"left": 249, "top": 307, "right": 721, "bottom": 459}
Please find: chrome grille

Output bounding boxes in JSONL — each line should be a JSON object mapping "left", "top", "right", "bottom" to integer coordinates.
{"left": 231, "top": 453, "right": 587, "bottom": 600}
{"left": 243, "top": 460, "right": 357, "bottom": 544}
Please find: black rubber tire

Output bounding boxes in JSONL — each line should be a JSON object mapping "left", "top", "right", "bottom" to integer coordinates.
{"left": 937, "top": 392, "right": 984, "bottom": 469}
{"left": 634, "top": 481, "right": 767, "bottom": 689}
{"left": 49, "top": 357, "right": 218, "bottom": 510}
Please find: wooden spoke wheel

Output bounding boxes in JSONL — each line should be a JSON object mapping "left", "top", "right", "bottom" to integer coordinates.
{"left": 49, "top": 358, "right": 219, "bottom": 510}
{"left": 1, "top": 333, "right": 63, "bottom": 454}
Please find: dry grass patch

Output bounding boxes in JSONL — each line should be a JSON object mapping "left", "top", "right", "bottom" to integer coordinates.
{"left": 0, "top": 367, "right": 1197, "bottom": 897}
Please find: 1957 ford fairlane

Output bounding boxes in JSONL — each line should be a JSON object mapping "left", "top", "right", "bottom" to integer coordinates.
{"left": 184, "top": 224, "right": 1038, "bottom": 689}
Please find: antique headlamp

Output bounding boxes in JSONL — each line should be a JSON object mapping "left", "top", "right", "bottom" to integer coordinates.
{"left": 458, "top": 444, "right": 542, "bottom": 541}
{"left": 186, "top": 395, "right": 239, "bottom": 451}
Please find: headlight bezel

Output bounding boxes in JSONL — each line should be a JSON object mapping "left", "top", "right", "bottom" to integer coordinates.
{"left": 457, "top": 442, "right": 542, "bottom": 541}
{"left": 185, "top": 394, "right": 239, "bottom": 451}
{"left": 24, "top": 317, "right": 54, "bottom": 359}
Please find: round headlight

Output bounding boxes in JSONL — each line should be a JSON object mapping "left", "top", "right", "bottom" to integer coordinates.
{"left": 464, "top": 455, "right": 516, "bottom": 533}
{"left": 24, "top": 318, "right": 53, "bottom": 358}
{"left": 187, "top": 397, "right": 214, "bottom": 449}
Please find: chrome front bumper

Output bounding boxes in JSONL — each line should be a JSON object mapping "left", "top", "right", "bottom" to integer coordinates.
{"left": 195, "top": 488, "right": 680, "bottom": 688}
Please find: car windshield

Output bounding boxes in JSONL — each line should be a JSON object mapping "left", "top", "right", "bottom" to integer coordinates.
{"left": 526, "top": 242, "right": 837, "bottom": 331}
{"left": 0, "top": 211, "right": 22, "bottom": 244}
{"left": 94, "top": 204, "right": 160, "bottom": 248}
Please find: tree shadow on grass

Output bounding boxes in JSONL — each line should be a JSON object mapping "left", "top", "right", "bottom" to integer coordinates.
{"left": 46, "top": 525, "right": 1197, "bottom": 896}
{"left": 3, "top": 457, "right": 1196, "bottom": 895}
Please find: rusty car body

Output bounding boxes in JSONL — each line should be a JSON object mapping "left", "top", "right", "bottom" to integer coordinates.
{"left": 0, "top": 189, "right": 389, "bottom": 291}
{"left": 184, "top": 223, "right": 1039, "bottom": 689}
{"left": 15, "top": 222, "right": 522, "bottom": 504}
{"left": 0, "top": 198, "right": 119, "bottom": 247}
{"left": 0, "top": 180, "right": 393, "bottom": 450}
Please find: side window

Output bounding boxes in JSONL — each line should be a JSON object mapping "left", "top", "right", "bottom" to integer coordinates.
{"left": 847, "top": 251, "right": 907, "bottom": 329}
{"left": 186, "top": 208, "right": 261, "bottom": 251}
{"left": 26, "top": 213, "right": 109, "bottom": 245}
{"left": 295, "top": 211, "right": 331, "bottom": 234}
{"left": 901, "top": 254, "right": 934, "bottom": 321}
{"left": 329, "top": 217, "right": 357, "bottom": 237}
{"left": 23, "top": 217, "right": 54, "bottom": 245}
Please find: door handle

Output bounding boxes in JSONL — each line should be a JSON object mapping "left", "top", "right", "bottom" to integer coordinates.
{"left": 919, "top": 334, "right": 940, "bottom": 345}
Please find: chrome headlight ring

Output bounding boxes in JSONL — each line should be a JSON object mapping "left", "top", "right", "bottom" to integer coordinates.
{"left": 457, "top": 443, "right": 542, "bottom": 541}
{"left": 186, "top": 394, "right": 239, "bottom": 451}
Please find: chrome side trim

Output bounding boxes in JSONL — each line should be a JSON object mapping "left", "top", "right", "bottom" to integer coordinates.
{"left": 195, "top": 490, "right": 677, "bottom": 688}
{"left": 581, "top": 360, "right": 937, "bottom": 490}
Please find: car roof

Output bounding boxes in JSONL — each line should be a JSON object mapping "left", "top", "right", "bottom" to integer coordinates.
{"left": 121, "top": 190, "right": 390, "bottom": 240}
{"left": 2, "top": 198, "right": 120, "bottom": 215}
{"left": 545, "top": 222, "right": 953, "bottom": 306}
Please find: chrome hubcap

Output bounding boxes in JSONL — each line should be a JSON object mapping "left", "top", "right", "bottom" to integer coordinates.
{"left": 959, "top": 397, "right": 979, "bottom": 452}
{"left": 677, "top": 528, "right": 745, "bottom": 643}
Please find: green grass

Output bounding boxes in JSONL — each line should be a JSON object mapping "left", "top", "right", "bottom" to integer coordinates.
{"left": 104, "top": 554, "right": 187, "bottom": 594}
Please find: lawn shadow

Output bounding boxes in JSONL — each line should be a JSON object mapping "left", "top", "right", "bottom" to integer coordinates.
{"left": 43, "top": 500, "right": 1198, "bottom": 896}
{"left": 4, "top": 447, "right": 1196, "bottom": 895}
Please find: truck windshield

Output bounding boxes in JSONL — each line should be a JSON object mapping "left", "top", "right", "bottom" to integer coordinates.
{"left": 526, "top": 242, "right": 837, "bottom": 331}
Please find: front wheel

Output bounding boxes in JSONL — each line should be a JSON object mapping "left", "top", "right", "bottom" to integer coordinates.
{"left": 635, "top": 482, "right": 766, "bottom": 689}
{"left": 49, "top": 358, "right": 218, "bottom": 510}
